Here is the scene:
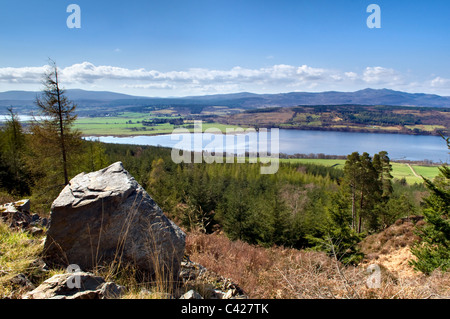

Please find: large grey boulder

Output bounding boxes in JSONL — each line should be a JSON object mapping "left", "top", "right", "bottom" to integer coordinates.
{"left": 43, "top": 162, "right": 186, "bottom": 281}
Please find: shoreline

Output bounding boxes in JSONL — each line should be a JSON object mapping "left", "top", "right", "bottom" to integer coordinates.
{"left": 80, "top": 123, "right": 448, "bottom": 138}
{"left": 268, "top": 124, "right": 446, "bottom": 137}
{"left": 81, "top": 128, "right": 447, "bottom": 139}
{"left": 83, "top": 135, "right": 444, "bottom": 167}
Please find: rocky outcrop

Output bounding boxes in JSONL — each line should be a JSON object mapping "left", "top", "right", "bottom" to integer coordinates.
{"left": 43, "top": 162, "right": 186, "bottom": 281}
{"left": 178, "top": 257, "right": 248, "bottom": 299}
{"left": 179, "top": 289, "right": 203, "bottom": 299}
{"left": 23, "top": 272, "right": 125, "bottom": 299}
{"left": 0, "top": 199, "right": 48, "bottom": 230}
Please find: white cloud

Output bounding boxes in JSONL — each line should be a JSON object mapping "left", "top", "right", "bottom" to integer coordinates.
{"left": 123, "top": 83, "right": 175, "bottom": 90}
{"left": 0, "top": 65, "right": 51, "bottom": 83}
{"left": 344, "top": 72, "right": 358, "bottom": 80}
{"left": 430, "top": 76, "right": 450, "bottom": 88}
{"left": 60, "top": 62, "right": 160, "bottom": 83}
{"left": 362, "top": 66, "right": 403, "bottom": 85}
{"left": 1, "top": 62, "right": 449, "bottom": 96}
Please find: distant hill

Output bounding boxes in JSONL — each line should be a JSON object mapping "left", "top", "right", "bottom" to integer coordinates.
{"left": 223, "top": 89, "right": 450, "bottom": 108}
{"left": 0, "top": 89, "right": 145, "bottom": 102}
{"left": 1, "top": 88, "right": 450, "bottom": 116}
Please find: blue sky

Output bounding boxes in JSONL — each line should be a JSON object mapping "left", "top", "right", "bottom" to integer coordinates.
{"left": 1, "top": 0, "right": 450, "bottom": 96}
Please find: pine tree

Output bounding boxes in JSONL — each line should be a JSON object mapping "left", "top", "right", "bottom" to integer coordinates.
{"left": 307, "top": 191, "right": 365, "bottom": 265}
{"left": 343, "top": 152, "right": 362, "bottom": 231}
{"left": 84, "top": 139, "right": 108, "bottom": 172}
{"left": 376, "top": 193, "right": 416, "bottom": 230}
{"left": 373, "top": 151, "right": 393, "bottom": 198}
{"left": 0, "top": 107, "right": 30, "bottom": 195}
{"left": 219, "top": 181, "right": 255, "bottom": 242}
{"left": 28, "top": 60, "right": 81, "bottom": 197}
{"left": 343, "top": 152, "right": 385, "bottom": 233}
{"left": 410, "top": 136, "right": 450, "bottom": 274}
{"left": 357, "top": 152, "right": 381, "bottom": 232}
{"left": 147, "top": 158, "right": 167, "bottom": 204}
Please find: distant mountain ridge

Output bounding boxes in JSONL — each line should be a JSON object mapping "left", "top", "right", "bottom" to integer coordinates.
{"left": 201, "top": 88, "right": 450, "bottom": 108}
{"left": 1, "top": 88, "right": 449, "bottom": 115}
{"left": 0, "top": 89, "right": 145, "bottom": 101}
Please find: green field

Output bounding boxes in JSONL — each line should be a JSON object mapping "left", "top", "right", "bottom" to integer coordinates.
{"left": 75, "top": 112, "right": 244, "bottom": 136}
{"left": 281, "top": 158, "right": 441, "bottom": 184}
{"left": 282, "top": 158, "right": 347, "bottom": 167}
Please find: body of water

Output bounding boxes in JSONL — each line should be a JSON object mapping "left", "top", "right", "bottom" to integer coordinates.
{"left": 0, "top": 115, "right": 49, "bottom": 122}
{"left": 87, "top": 129, "right": 449, "bottom": 163}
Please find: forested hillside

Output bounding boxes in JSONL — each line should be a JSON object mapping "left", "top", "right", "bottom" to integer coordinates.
{"left": 1, "top": 102, "right": 448, "bottom": 299}
{"left": 219, "top": 105, "right": 450, "bottom": 136}
{"left": 0, "top": 116, "right": 428, "bottom": 253}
